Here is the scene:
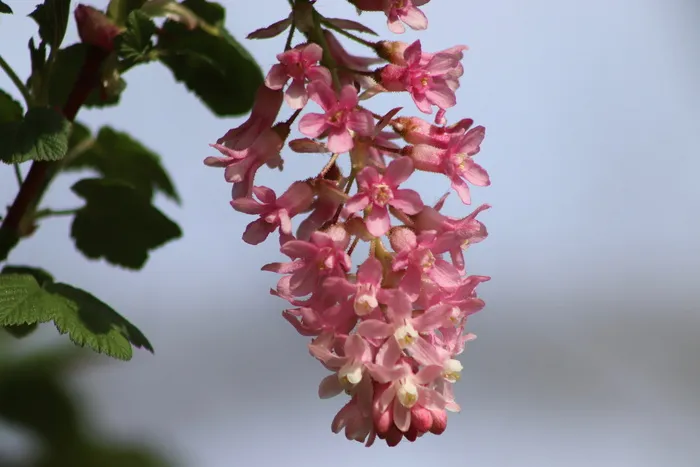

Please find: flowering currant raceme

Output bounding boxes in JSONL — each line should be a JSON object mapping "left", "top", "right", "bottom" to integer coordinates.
{"left": 206, "top": 0, "right": 492, "bottom": 447}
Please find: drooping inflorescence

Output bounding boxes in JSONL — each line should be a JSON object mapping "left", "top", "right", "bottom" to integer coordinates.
{"left": 205, "top": 0, "right": 491, "bottom": 447}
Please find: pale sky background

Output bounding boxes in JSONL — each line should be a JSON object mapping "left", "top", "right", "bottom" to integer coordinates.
{"left": 1, "top": 0, "right": 699, "bottom": 466}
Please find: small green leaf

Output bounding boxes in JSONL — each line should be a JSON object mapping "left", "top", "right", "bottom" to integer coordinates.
{"left": 116, "top": 10, "right": 158, "bottom": 69}
{"left": 29, "top": 0, "right": 71, "bottom": 51}
{"left": 34, "top": 44, "right": 125, "bottom": 109}
{"left": 1, "top": 265, "right": 54, "bottom": 286}
{"left": 46, "top": 282, "right": 154, "bottom": 359}
{"left": 0, "top": 1, "right": 12, "bottom": 14}
{"left": 0, "top": 89, "right": 23, "bottom": 124}
{"left": 106, "top": 0, "right": 146, "bottom": 26}
{"left": 0, "top": 107, "right": 71, "bottom": 164}
{"left": 71, "top": 178, "right": 182, "bottom": 270}
{"left": 156, "top": 0, "right": 263, "bottom": 116}
{"left": 0, "top": 272, "right": 154, "bottom": 360}
{"left": 0, "top": 274, "right": 58, "bottom": 325}
{"left": 65, "top": 127, "right": 179, "bottom": 203}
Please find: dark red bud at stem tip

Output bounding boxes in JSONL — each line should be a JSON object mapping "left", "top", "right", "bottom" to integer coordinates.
{"left": 75, "top": 4, "right": 121, "bottom": 52}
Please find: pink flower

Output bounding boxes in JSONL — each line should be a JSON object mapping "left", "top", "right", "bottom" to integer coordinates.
{"left": 282, "top": 302, "right": 358, "bottom": 337}
{"left": 262, "top": 226, "right": 352, "bottom": 297}
{"left": 380, "top": 40, "right": 462, "bottom": 114}
{"left": 410, "top": 125, "right": 490, "bottom": 204}
{"left": 230, "top": 182, "right": 314, "bottom": 245}
{"left": 204, "top": 128, "right": 283, "bottom": 199}
{"left": 75, "top": 5, "right": 121, "bottom": 51}
{"left": 344, "top": 157, "right": 423, "bottom": 237}
{"left": 389, "top": 227, "right": 462, "bottom": 298}
{"left": 265, "top": 43, "right": 332, "bottom": 109}
{"left": 309, "top": 333, "right": 374, "bottom": 398}
{"left": 357, "top": 289, "right": 452, "bottom": 352}
{"left": 323, "top": 256, "right": 386, "bottom": 316}
{"left": 216, "top": 85, "right": 283, "bottom": 151}
{"left": 298, "top": 82, "right": 375, "bottom": 153}
{"left": 392, "top": 116, "right": 474, "bottom": 148}
{"left": 351, "top": 0, "right": 431, "bottom": 34}
{"left": 416, "top": 202, "right": 490, "bottom": 272}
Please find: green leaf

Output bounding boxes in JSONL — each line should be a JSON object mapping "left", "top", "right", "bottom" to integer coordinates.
{"left": 0, "top": 89, "right": 23, "bottom": 124}
{"left": 46, "top": 282, "right": 154, "bottom": 359}
{"left": 0, "top": 272, "right": 154, "bottom": 360}
{"left": 2, "top": 265, "right": 55, "bottom": 286}
{"left": 65, "top": 127, "right": 179, "bottom": 203}
{"left": 156, "top": 0, "right": 263, "bottom": 116}
{"left": 0, "top": 1, "right": 12, "bottom": 14}
{"left": 29, "top": 0, "right": 71, "bottom": 51}
{"left": 35, "top": 44, "right": 125, "bottom": 109}
{"left": 0, "top": 107, "right": 71, "bottom": 164}
{"left": 115, "top": 10, "right": 157, "bottom": 69}
{"left": 106, "top": 0, "right": 146, "bottom": 27}
{"left": 71, "top": 178, "right": 182, "bottom": 270}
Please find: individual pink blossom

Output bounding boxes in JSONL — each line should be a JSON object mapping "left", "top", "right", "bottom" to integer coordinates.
{"left": 262, "top": 226, "right": 351, "bottom": 297}
{"left": 265, "top": 43, "right": 332, "bottom": 109}
{"left": 357, "top": 289, "right": 452, "bottom": 352}
{"left": 332, "top": 383, "right": 376, "bottom": 446}
{"left": 380, "top": 40, "right": 462, "bottom": 114}
{"left": 230, "top": 182, "right": 314, "bottom": 245}
{"left": 389, "top": 227, "right": 462, "bottom": 297}
{"left": 323, "top": 256, "right": 386, "bottom": 316}
{"left": 204, "top": 128, "right": 283, "bottom": 199}
{"left": 351, "top": 0, "right": 431, "bottom": 34}
{"left": 75, "top": 5, "right": 121, "bottom": 51}
{"left": 409, "top": 125, "right": 490, "bottom": 204}
{"left": 282, "top": 302, "right": 358, "bottom": 337}
{"left": 216, "top": 85, "right": 283, "bottom": 151}
{"left": 344, "top": 157, "right": 423, "bottom": 237}
{"left": 392, "top": 116, "right": 474, "bottom": 148}
{"left": 415, "top": 202, "right": 490, "bottom": 272}
{"left": 323, "top": 30, "right": 383, "bottom": 88}
{"left": 309, "top": 333, "right": 374, "bottom": 398}
{"left": 298, "top": 82, "right": 375, "bottom": 153}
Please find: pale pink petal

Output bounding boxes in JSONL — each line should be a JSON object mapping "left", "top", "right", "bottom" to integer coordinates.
{"left": 265, "top": 64, "right": 289, "bottom": 90}
{"left": 308, "top": 81, "right": 338, "bottom": 111}
{"left": 319, "top": 374, "right": 344, "bottom": 399}
{"left": 339, "top": 84, "right": 359, "bottom": 108}
{"left": 345, "top": 193, "right": 370, "bottom": 214}
{"left": 301, "top": 43, "right": 323, "bottom": 63}
{"left": 412, "top": 303, "right": 452, "bottom": 331}
{"left": 366, "top": 205, "right": 391, "bottom": 237}
{"left": 387, "top": 14, "right": 405, "bottom": 34}
{"left": 409, "top": 144, "right": 443, "bottom": 172}
{"left": 412, "top": 93, "right": 434, "bottom": 114}
{"left": 252, "top": 185, "right": 276, "bottom": 204}
{"left": 399, "top": 265, "right": 422, "bottom": 301}
{"left": 261, "top": 260, "right": 304, "bottom": 274}
{"left": 298, "top": 113, "right": 328, "bottom": 138}
{"left": 384, "top": 157, "right": 414, "bottom": 186}
{"left": 347, "top": 110, "right": 375, "bottom": 136}
{"left": 280, "top": 240, "right": 318, "bottom": 259}
{"left": 229, "top": 197, "right": 265, "bottom": 214}
{"left": 450, "top": 175, "right": 471, "bottom": 204}
{"left": 278, "top": 209, "right": 292, "bottom": 234}
{"left": 456, "top": 126, "right": 485, "bottom": 154}
{"left": 464, "top": 161, "right": 491, "bottom": 186}
{"left": 404, "top": 41, "right": 422, "bottom": 66}
{"left": 377, "top": 385, "right": 397, "bottom": 413}
{"left": 290, "top": 267, "right": 319, "bottom": 296}
{"left": 357, "top": 256, "right": 383, "bottom": 286}
{"left": 285, "top": 79, "right": 308, "bottom": 109}
{"left": 425, "top": 54, "right": 458, "bottom": 75}
{"left": 327, "top": 128, "right": 354, "bottom": 153}
{"left": 399, "top": 5, "right": 428, "bottom": 31}
{"left": 278, "top": 181, "right": 314, "bottom": 213}
{"left": 306, "top": 66, "right": 332, "bottom": 85}
{"left": 389, "top": 189, "right": 423, "bottom": 214}
{"left": 345, "top": 334, "right": 368, "bottom": 360}
{"left": 386, "top": 289, "right": 412, "bottom": 320}
{"left": 357, "top": 319, "right": 393, "bottom": 338}
{"left": 425, "top": 84, "right": 456, "bottom": 109}
{"left": 377, "top": 337, "right": 402, "bottom": 367}
{"left": 393, "top": 400, "right": 411, "bottom": 432}
{"left": 242, "top": 218, "right": 276, "bottom": 245}
{"left": 356, "top": 165, "right": 381, "bottom": 190}
{"left": 429, "top": 258, "right": 462, "bottom": 289}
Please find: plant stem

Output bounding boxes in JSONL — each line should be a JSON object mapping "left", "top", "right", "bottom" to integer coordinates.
{"left": 284, "top": 22, "right": 296, "bottom": 51}
{"left": 0, "top": 46, "right": 109, "bottom": 262}
{"left": 13, "top": 164, "right": 23, "bottom": 187}
{"left": 0, "top": 54, "right": 33, "bottom": 107}
{"left": 321, "top": 19, "right": 377, "bottom": 50}
{"left": 319, "top": 153, "right": 340, "bottom": 178}
{"left": 34, "top": 208, "right": 80, "bottom": 220}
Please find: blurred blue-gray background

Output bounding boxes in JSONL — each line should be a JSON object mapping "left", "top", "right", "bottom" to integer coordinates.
{"left": 1, "top": 0, "right": 699, "bottom": 465}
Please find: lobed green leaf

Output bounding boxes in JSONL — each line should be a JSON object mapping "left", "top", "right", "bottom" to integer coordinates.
{"left": 70, "top": 178, "right": 182, "bottom": 270}
{"left": 0, "top": 107, "right": 71, "bottom": 164}
{"left": 156, "top": 0, "right": 263, "bottom": 116}
{"left": 0, "top": 90, "right": 23, "bottom": 124}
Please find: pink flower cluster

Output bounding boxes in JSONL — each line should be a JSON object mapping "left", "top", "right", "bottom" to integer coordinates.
{"left": 206, "top": 0, "right": 491, "bottom": 447}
